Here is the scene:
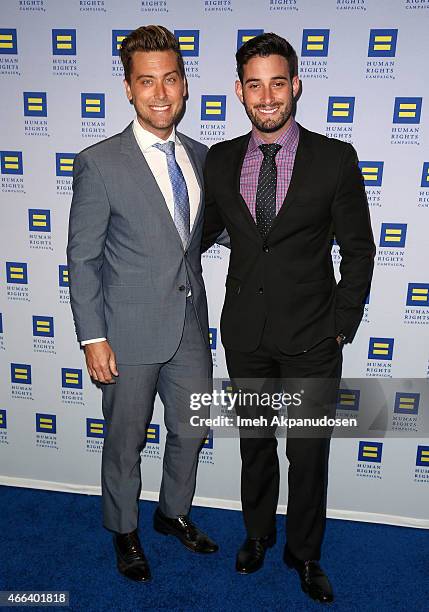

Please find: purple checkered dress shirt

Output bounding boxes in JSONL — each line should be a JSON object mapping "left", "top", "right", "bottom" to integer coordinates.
{"left": 240, "top": 118, "right": 300, "bottom": 221}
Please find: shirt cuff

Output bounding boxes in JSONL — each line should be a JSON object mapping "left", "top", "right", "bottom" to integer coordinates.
{"left": 81, "top": 337, "right": 107, "bottom": 346}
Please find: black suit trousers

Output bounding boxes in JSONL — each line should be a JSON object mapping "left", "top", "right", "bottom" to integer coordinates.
{"left": 226, "top": 317, "right": 343, "bottom": 561}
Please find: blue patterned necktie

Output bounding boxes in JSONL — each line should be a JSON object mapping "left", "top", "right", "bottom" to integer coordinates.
{"left": 153, "top": 140, "right": 190, "bottom": 248}
{"left": 256, "top": 143, "right": 282, "bottom": 240}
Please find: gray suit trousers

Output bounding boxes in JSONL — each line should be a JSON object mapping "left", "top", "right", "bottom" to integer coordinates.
{"left": 101, "top": 297, "right": 212, "bottom": 533}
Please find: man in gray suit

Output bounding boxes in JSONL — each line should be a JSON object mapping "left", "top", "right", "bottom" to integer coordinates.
{"left": 67, "top": 25, "right": 218, "bottom": 583}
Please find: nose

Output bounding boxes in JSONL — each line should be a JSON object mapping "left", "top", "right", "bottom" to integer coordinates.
{"left": 260, "top": 84, "right": 274, "bottom": 105}
{"left": 154, "top": 80, "right": 167, "bottom": 100}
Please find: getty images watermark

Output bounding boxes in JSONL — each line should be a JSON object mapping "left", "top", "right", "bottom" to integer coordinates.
{"left": 188, "top": 388, "right": 358, "bottom": 431}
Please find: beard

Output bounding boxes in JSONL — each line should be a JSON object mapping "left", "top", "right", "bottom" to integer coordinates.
{"left": 243, "top": 101, "right": 293, "bottom": 133}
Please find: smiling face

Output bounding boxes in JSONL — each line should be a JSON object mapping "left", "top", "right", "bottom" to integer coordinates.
{"left": 124, "top": 49, "right": 187, "bottom": 139}
{"left": 235, "top": 54, "right": 300, "bottom": 142}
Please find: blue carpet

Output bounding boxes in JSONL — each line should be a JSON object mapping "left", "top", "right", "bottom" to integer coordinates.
{"left": 0, "top": 485, "right": 428, "bottom": 611}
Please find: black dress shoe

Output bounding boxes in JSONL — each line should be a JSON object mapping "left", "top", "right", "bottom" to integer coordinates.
{"left": 236, "top": 533, "right": 276, "bottom": 574}
{"left": 153, "top": 507, "right": 218, "bottom": 554}
{"left": 283, "top": 545, "right": 333, "bottom": 603}
{"left": 114, "top": 530, "right": 151, "bottom": 582}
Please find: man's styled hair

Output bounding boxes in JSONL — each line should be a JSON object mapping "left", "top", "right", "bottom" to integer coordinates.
{"left": 120, "top": 25, "right": 185, "bottom": 83}
{"left": 236, "top": 32, "right": 298, "bottom": 83}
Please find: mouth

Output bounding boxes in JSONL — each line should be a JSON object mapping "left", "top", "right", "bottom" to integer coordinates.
{"left": 149, "top": 105, "right": 171, "bottom": 112}
{"left": 256, "top": 106, "right": 280, "bottom": 115}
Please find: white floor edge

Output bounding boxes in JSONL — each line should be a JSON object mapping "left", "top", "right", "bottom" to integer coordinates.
{"left": 1, "top": 475, "right": 427, "bottom": 530}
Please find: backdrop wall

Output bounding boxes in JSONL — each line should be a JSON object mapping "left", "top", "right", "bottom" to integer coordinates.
{"left": 1, "top": 0, "right": 428, "bottom": 528}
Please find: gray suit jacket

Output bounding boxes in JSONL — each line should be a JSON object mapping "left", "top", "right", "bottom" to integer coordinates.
{"left": 67, "top": 122, "right": 210, "bottom": 364}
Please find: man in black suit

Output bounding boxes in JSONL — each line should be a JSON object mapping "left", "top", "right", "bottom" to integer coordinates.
{"left": 202, "top": 33, "right": 375, "bottom": 603}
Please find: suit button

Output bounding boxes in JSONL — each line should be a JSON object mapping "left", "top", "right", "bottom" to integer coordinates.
{"left": 258, "top": 287, "right": 264, "bottom": 294}
{"left": 263, "top": 245, "right": 269, "bottom": 253}
{"left": 179, "top": 285, "right": 186, "bottom": 292}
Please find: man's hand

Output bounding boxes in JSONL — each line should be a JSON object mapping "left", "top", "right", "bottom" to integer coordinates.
{"left": 84, "top": 340, "right": 118, "bottom": 383}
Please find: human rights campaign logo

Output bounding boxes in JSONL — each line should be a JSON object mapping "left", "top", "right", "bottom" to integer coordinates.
{"left": 421, "top": 163, "right": 429, "bottom": 188}
{"left": 394, "top": 392, "right": 419, "bottom": 415}
{"left": 380, "top": 223, "right": 407, "bottom": 248}
{"left": 1, "top": 151, "right": 23, "bottom": 175}
{"left": 58, "top": 265, "right": 69, "bottom": 287}
{"left": 32, "top": 316, "right": 54, "bottom": 338}
{"left": 368, "top": 29, "right": 398, "bottom": 57}
{"left": 11, "top": 363, "right": 31, "bottom": 384}
{"left": 336, "top": 388, "right": 360, "bottom": 411}
{"left": 36, "top": 413, "right": 56, "bottom": 434}
{"left": 87, "top": 418, "right": 105, "bottom": 438}
{"left": 209, "top": 328, "right": 217, "bottom": 350}
{"left": 201, "top": 96, "right": 226, "bottom": 121}
{"left": 81, "top": 93, "right": 105, "bottom": 119}
{"left": 28, "top": 209, "right": 50, "bottom": 232}
{"left": 358, "top": 441, "right": 383, "bottom": 463}
{"left": 52, "top": 29, "right": 76, "bottom": 55}
{"left": 0, "top": 29, "right": 17, "bottom": 54}
{"left": 204, "top": 429, "right": 214, "bottom": 449}
{"left": 23, "top": 92, "right": 47, "bottom": 117}
{"left": 327, "top": 97, "right": 355, "bottom": 123}
{"left": 146, "top": 423, "right": 160, "bottom": 444}
{"left": 368, "top": 337, "right": 394, "bottom": 360}
{"left": 6, "top": 262, "right": 28, "bottom": 284}
{"left": 393, "top": 98, "right": 422, "bottom": 124}
{"left": 237, "top": 30, "right": 264, "bottom": 50}
{"left": 407, "top": 283, "right": 429, "bottom": 307}
{"left": 0, "top": 410, "right": 6, "bottom": 430}
{"left": 56, "top": 153, "right": 75, "bottom": 177}
{"left": 62, "top": 368, "right": 83, "bottom": 389}
{"left": 302, "top": 29, "right": 329, "bottom": 57}
{"left": 359, "top": 162, "right": 384, "bottom": 187}
{"left": 175, "top": 30, "right": 200, "bottom": 56}
{"left": 112, "top": 30, "right": 131, "bottom": 56}
{"left": 416, "top": 446, "right": 429, "bottom": 467}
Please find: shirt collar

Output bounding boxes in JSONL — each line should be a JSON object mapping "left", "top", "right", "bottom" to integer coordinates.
{"left": 132, "top": 117, "right": 176, "bottom": 151}
{"left": 247, "top": 116, "right": 299, "bottom": 155}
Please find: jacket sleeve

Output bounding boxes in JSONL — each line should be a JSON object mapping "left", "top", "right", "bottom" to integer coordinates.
{"left": 66, "top": 151, "right": 111, "bottom": 342}
{"left": 332, "top": 143, "right": 376, "bottom": 342}
{"left": 201, "top": 146, "right": 228, "bottom": 253}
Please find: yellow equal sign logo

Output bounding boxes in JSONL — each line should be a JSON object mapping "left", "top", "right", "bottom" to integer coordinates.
{"left": 373, "top": 34, "right": 393, "bottom": 51}
{"left": 178, "top": 34, "right": 195, "bottom": 51}
{"left": 36, "top": 319, "right": 50, "bottom": 333}
{"left": 398, "top": 102, "right": 417, "bottom": 118}
{"left": 0, "top": 32, "right": 14, "bottom": 50}
{"left": 410, "top": 286, "right": 428, "bottom": 303}
{"left": 66, "top": 371, "right": 79, "bottom": 385}
{"left": 60, "top": 157, "right": 73, "bottom": 172}
{"left": 32, "top": 213, "right": 48, "bottom": 227}
{"left": 85, "top": 97, "right": 101, "bottom": 113}
{"left": 398, "top": 396, "right": 415, "bottom": 410}
{"left": 9, "top": 265, "right": 24, "bottom": 280}
{"left": 372, "top": 342, "right": 389, "bottom": 356}
{"left": 90, "top": 421, "right": 103, "bottom": 435}
{"left": 361, "top": 166, "right": 378, "bottom": 181}
{"left": 56, "top": 34, "right": 72, "bottom": 50}
{"left": 384, "top": 228, "right": 402, "bottom": 242}
{"left": 39, "top": 416, "right": 53, "bottom": 430}
{"left": 116, "top": 34, "right": 126, "bottom": 51}
{"left": 306, "top": 34, "right": 325, "bottom": 51}
{"left": 4, "top": 155, "right": 19, "bottom": 170}
{"left": 14, "top": 367, "right": 28, "bottom": 380}
{"left": 332, "top": 101, "right": 350, "bottom": 117}
{"left": 206, "top": 101, "right": 222, "bottom": 115}
{"left": 362, "top": 444, "right": 378, "bottom": 458}
{"left": 27, "top": 96, "right": 43, "bottom": 111}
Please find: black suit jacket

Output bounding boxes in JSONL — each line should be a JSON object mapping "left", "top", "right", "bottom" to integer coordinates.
{"left": 202, "top": 124, "right": 376, "bottom": 354}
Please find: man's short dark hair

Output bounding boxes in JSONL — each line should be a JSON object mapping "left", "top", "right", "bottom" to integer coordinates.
{"left": 120, "top": 25, "right": 185, "bottom": 83}
{"left": 236, "top": 32, "right": 298, "bottom": 83}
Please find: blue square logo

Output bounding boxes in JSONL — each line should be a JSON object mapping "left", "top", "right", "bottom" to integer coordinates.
{"left": 201, "top": 96, "right": 226, "bottom": 121}
{"left": 358, "top": 441, "right": 383, "bottom": 462}
{"left": 368, "top": 29, "right": 398, "bottom": 57}
{"left": 380, "top": 223, "right": 407, "bottom": 248}
{"left": 23, "top": 92, "right": 47, "bottom": 117}
{"left": 416, "top": 445, "right": 429, "bottom": 467}
{"left": 336, "top": 388, "right": 360, "bottom": 411}
{"left": 62, "top": 368, "right": 83, "bottom": 389}
{"left": 327, "top": 97, "right": 355, "bottom": 123}
{"left": 393, "top": 97, "right": 422, "bottom": 124}
{"left": 406, "top": 283, "right": 429, "bottom": 307}
{"left": 209, "top": 327, "right": 217, "bottom": 350}
{"left": 33, "top": 316, "right": 54, "bottom": 338}
{"left": 52, "top": 29, "right": 76, "bottom": 55}
{"left": 0, "top": 409, "right": 6, "bottom": 429}
{"left": 368, "top": 337, "right": 394, "bottom": 360}
{"left": 0, "top": 29, "right": 18, "bottom": 54}
{"left": 237, "top": 29, "right": 264, "bottom": 50}
{"left": 358, "top": 161, "right": 384, "bottom": 187}
{"left": 58, "top": 265, "right": 69, "bottom": 287}
{"left": 175, "top": 30, "right": 200, "bottom": 56}
{"left": 420, "top": 162, "right": 429, "bottom": 188}
{"left": 86, "top": 418, "right": 105, "bottom": 438}
{"left": 29, "top": 209, "right": 51, "bottom": 232}
{"left": 81, "top": 93, "right": 105, "bottom": 119}
{"left": 394, "top": 392, "right": 419, "bottom": 415}
{"left": 146, "top": 423, "right": 160, "bottom": 444}
{"left": 36, "top": 413, "right": 56, "bottom": 434}
{"left": 302, "top": 29, "right": 330, "bottom": 57}
{"left": 6, "top": 262, "right": 28, "bottom": 284}
{"left": 56, "top": 153, "right": 75, "bottom": 177}
{"left": 204, "top": 429, "right": 214, "bottom": 449}
{"left": 1, "top": 151, "right": 23, "bottom": 175}
{"left": 11, "top": 363, "right": 32, "bottom": 384}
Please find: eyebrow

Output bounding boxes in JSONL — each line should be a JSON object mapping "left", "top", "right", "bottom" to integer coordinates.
{"left": 135, "top": 70, "right": 179, "bottom": 80}
{"left": 244, "top": 75, "right": 288, "bottom": 85}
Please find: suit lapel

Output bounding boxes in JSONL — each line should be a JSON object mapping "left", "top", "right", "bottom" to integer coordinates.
{"left": 269, "top": 124, "right": 313, "bottom": 233}
{"left": 177, "top": 132, "right": 204, "bottom": 249}
{"left": 232, "top": 133, "right": 262, "bottom": 240}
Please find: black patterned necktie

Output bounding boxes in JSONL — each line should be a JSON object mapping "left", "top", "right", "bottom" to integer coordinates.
{"left": 255, "top": 143, "right": 282, "bottom": 240}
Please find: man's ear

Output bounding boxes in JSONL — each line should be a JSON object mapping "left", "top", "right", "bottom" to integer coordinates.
{"left": 235, "top": 79, "right": 244, "bottom": 104}
{"left": 292, "top": 75, "right": 300, "bottom": 100}
{"left": 124, "top": 78, "right": 132, "bottom": 103}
